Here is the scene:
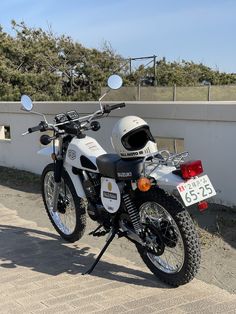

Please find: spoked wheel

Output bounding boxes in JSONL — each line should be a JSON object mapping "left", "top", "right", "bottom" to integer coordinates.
{"left": 135, "top": 188, "right": 201, "bottom": 286}
{"left": 42, "top": 164, "right": 86, "bottom": 242}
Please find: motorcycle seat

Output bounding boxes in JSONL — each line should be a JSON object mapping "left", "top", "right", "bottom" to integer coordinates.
{"left": 96, "top": 153, "right": 143, "bottom": 180}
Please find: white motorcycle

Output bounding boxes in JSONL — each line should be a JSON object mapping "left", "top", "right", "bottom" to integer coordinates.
{"left": 21, "top": 74, "right": 216, "bottom": 286}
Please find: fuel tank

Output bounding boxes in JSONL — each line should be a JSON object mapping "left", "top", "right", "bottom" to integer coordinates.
{"left": 65, "top": 136, "right": 106, "bottom": 172}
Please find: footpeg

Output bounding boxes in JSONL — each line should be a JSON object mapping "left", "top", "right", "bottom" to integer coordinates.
{"left": 88, "top": 224, "right": 110, "bottom": 237}
{"left": 117, "top": 230, "right": 128, "bottom": 238}
{"left": 93, "top": 230, "right": 109, "bottom": 237}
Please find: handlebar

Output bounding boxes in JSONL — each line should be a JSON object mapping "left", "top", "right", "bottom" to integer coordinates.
{"left": 23, "top": 102, "right": 126, "bottom": 137}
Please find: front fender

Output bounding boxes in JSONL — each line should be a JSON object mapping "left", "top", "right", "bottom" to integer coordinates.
{"left": 38, "top": 146, "right": 58, "bottom": 156}
{"left": 38, "top": 147, "right": 86, "bottom": 199}
{"left": 64, "top": 162, "right": 86, "bottom": 199}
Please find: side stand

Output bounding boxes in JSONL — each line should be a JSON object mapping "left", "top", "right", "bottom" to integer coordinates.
{"left": 82, "top": 228, "right": 117, "bottom": 275}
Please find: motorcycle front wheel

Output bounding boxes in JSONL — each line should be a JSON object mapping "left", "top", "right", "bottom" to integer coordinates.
{"left": 135, "top": 188, "right": 201, "bottom": 286}
{"left": 42, "top": 163, "right": 86, "bottom": 242}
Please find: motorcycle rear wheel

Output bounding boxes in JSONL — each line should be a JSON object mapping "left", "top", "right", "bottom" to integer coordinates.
{"left": 42, "top": 163, "right": 86, "bottom": 242}
{"left": 135, "top": 188, "right": 201, "bottom": 286}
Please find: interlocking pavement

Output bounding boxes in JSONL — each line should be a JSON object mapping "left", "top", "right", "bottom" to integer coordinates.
{"left": 0, "top": 203, "right": 235, "bottom": 314}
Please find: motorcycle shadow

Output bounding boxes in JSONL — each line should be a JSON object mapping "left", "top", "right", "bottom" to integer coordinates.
{"left": 0, "top": 224, "right": 168, "bottom": 289}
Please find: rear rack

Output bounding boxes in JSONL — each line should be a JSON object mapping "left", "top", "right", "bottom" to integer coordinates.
{"left": 142, "top": 151, "right": 189, "bottom": 177}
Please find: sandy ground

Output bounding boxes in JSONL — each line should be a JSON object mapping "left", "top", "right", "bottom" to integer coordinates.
{"left": 0, "top": 166, "right": 235, "bottom": 294}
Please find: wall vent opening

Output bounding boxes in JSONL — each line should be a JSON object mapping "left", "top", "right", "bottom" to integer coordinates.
{"left": 0, "top": 125, "right": 11, "bottom": 140}
{"left": 155, "top": 137, "right": 184, "bottom": 154}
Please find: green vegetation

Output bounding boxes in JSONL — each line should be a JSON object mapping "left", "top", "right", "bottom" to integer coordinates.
{"left": 0, "top": 21, "right": 124, "bottom": 101}
{"left": 142, "top": 58, "right": 236, "bottom": 86}
{"left": 0, "top": 21, "right": 236, "bottom": 101}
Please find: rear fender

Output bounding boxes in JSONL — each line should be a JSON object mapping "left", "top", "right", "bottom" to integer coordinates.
{"left": 150, "top": 165, "right": 184, "bottom": 190}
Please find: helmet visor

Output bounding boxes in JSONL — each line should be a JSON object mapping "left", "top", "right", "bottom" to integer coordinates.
{"left": 121, "top": 126, "right": 155, "bottom": 151}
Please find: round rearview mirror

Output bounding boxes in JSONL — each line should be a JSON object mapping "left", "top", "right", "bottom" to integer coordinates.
{"left": 107, "top": 74, "right": 123, "bottom": 90}
{"left": 21, "top": 95, "right": 33, "bottom": 111}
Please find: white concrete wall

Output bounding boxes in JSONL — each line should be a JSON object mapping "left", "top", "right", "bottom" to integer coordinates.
{"left": 0, "top": 100, "right": 236, "bottom": 207}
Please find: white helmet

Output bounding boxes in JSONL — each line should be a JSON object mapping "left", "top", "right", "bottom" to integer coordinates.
{"left": 111, "top": 116, "right": 158, "bottom": 158}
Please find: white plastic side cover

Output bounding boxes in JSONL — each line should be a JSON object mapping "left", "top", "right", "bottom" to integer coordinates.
{"left": 101, "top": 177, "right": 121, "bottom": 213}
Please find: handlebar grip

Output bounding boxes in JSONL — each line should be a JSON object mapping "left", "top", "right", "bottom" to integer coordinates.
{"left": 103, "top": 103, "right": 126, "bottom": 113}
{"left": 28, "top": 121, "right": 48, "bottom": 133}
{"left": 28, "top": 125, "right": 42, "bottom": 133}
{"left": 110, "top": 102, "right": 126, "bottom": 110}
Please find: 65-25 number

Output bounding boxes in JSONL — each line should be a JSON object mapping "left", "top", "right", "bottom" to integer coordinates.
{"left": 185, "top": 184, "right": 214, "bottom": 204}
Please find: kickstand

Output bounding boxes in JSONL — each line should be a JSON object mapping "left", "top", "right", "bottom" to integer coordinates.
{"left": 82, "top": 228, "right": 117, "bottom": 275}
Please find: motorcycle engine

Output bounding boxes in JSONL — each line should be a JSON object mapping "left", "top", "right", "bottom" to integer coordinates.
{"left": 82, "top": 173, "right": 111, "bottom": 226}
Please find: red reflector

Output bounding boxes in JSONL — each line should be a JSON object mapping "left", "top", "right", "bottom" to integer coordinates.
{"left": 198, "top": 201, "right": 208, "bottom": 212}
{"left": 180, "top": 160, "right": 203, "bottom": 179}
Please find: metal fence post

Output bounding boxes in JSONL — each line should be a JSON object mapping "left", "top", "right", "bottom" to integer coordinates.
{"left": 208, "top": 84, "right": 211, "bottom": 101}
{"left": 173, "top": 84, "right": 176, "bottom": 101}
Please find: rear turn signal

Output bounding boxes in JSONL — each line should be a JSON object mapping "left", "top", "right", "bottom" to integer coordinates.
{"left": 137, "top": 177, "right": 152, "bottom": 192}
{"left": 180, "top": 160, "right": 203, "bottom": 179}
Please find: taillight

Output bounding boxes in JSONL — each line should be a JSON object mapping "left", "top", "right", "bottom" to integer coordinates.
{"left": 180, "top": 160, "right": 203, "bottom": 179}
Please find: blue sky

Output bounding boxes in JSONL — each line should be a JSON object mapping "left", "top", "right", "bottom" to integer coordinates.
{"left": 0, "top": 0, "right": 235, "bottom": 73}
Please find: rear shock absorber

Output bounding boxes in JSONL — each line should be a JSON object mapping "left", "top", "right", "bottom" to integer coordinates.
{"left": 123, "top": 193, "right": 142, "bottom": 235}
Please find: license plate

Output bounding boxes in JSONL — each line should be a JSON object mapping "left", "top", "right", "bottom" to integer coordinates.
{"left": 177, "top": 175, "right": 216, "bottom": 207}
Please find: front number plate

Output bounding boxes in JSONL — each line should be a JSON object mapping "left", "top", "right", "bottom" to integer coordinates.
{"left": 177, "top": 175, "right": 216, "bottom": 207}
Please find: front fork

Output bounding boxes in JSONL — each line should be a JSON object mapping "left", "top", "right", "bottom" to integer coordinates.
{"left": 52, "top": 138, "right": 64, "bottom": 212}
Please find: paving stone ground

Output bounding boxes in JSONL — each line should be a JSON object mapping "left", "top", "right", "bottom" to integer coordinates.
{"left": 0, "top": 203, "right": 235, "bottom": 314}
